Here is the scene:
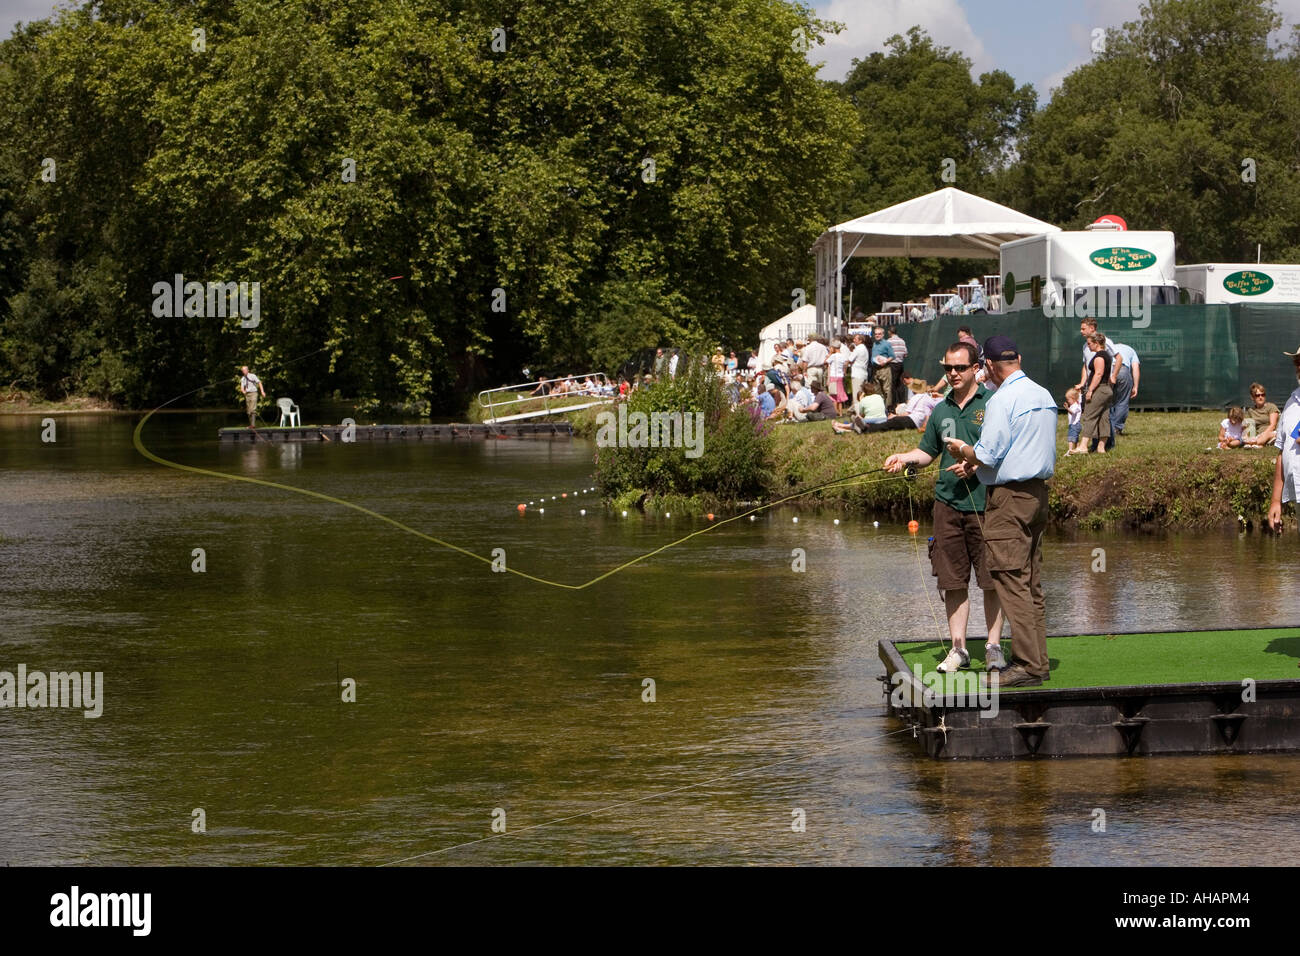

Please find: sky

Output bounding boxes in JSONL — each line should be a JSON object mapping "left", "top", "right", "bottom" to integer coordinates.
{"left": 810, "top": 0, "right": 1300, "bottom": 98}
{"left": 2, "top": 0, "right": 1299, "bottom": 104}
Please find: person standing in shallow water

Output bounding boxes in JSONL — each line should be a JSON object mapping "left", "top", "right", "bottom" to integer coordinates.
{"left": 239, "top": 365, "right": 265, "bottom": 428}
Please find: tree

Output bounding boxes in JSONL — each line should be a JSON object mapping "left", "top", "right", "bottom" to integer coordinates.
{"left": 830, "top": 27, "right": 1037, "bottom": 313}
{"left": 1010, "top": 0, "right": 1300, "bottom": 263}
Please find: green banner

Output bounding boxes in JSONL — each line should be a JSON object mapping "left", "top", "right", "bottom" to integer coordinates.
{"left": 895, "top": 304, "right": 1300, "bottom": 410}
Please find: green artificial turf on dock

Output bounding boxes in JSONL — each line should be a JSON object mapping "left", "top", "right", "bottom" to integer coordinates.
{"left": 893, "top": 628, "right": 1300, "bottom": 692}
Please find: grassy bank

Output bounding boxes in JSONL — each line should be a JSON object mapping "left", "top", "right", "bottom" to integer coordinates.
{"left": 766, "top": 410, "right": 1279, "bottom": 531}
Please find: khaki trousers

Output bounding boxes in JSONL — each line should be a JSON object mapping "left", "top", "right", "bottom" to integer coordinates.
{"left": 985, "top": 479, "right": 1050, "bottom": 677}
{"left": 874, "top": 364, "right": 893, "bottom": 400}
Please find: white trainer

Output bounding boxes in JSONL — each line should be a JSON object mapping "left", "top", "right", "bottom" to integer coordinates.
{"left": 936, "top": 647, "right": 970, "bottom": 673}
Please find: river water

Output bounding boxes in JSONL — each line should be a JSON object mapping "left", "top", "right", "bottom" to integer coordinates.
{"left": 2, "top": 412, "right": 1299, "bottom": 866}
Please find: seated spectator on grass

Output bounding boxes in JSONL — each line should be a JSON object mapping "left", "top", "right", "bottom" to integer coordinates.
{"left": 766, "top": 378, "right": 788, "bottom": 420}
{"left": 789, "top": 382, "right": 837, "bottom": 422}
{"left": 1243, "top": 383, "right": 1280, "bottom": 447}
{"left": 1219, "top": 407, "right": 1246, "bottom": 449}
{"left": 785, "top": 375, "right": 812, "bottom": 418}
{"left": 830, "top": 384, "right": 888, "bottom": 433}
{"left": 835, "top": 381, "right": 936, "bottom": 434}
{"left": 754, "top": 379, "right": 777, "bottom": 419}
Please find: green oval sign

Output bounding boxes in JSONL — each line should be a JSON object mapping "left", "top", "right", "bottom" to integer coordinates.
{"left": 1004, "top": 271, "right": 1015, "bottom": 305}
{"left": 1223, "top": 270, "right": 1274, "bottom": 296}
{"left": 1090, "top": 247, "right": 1157, "bottom": 271}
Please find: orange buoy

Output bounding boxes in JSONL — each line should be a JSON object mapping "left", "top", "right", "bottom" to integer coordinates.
{"left": 517, "top": 503, "right": 526, "bottom": 513}
{"left": 561, "top": 493, "right": 567, "bottom": 498}
{"left": 908, "top": 520, "right": 919, "bottom": 533}
{"left": 707, "top": 513, "right": 715, "bottom": 521}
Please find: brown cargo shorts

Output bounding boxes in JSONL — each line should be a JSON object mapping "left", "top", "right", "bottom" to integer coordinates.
{"left": 929, "top": 499, "right": 993, "bottom": 591}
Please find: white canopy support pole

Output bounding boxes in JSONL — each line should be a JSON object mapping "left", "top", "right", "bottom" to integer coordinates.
{"left": 814, "top": 243, "right": 824, "bottom": 337}
{"left": 835, "top": 232, "right": 843, "bottom": 328}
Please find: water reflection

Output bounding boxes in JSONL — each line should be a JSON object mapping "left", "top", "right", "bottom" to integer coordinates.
{"left": 3, "top": 412, "right": 1300, "bottom": 865}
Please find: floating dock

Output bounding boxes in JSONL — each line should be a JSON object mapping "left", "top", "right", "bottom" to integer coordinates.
{"left": 218, "top": 422, "right": 574, "bottom": 443}
{"left": 879, "top": 628, "right": 1300, "bottom": 759}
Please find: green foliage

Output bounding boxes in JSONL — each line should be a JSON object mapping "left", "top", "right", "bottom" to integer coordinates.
{"left": 1009, "top": 0, "right": 1300, "bottom": 261}
{"left": 594, "top": 362, "right": 771, "bottom": 503}
{"left": 0, "top": 0, "right": 857, "bottom": 407}
{"left": 831, "top": 27, "right": 1036, "bottom": 309}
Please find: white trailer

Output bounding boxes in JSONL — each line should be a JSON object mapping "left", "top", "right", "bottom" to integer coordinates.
{"left": 1176, "top": 264, "right": 1300, "bottom": 304}
{"left": 999, "top": 231, "right": 1179, "bottom": 316}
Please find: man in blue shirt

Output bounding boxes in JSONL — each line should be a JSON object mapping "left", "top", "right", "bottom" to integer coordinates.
{"left": 1107, "top": 339, "right": 1140, "bottom": 448}
{"left": 870, "top": 327, "right": 895, "bottom": 402}
{"left": 945, "top": 336, "right": 1057, "bottom": 687}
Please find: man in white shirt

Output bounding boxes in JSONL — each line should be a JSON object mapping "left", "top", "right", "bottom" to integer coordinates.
{"left": 849, "top": 333, "right": 870, "bottom": 400}
{"left": 801, "top": 336, "right": 829, "bottom": 387}
{"left": 785, "top": 376, "right": 814, "bottom": 421}
{"left": 1268, "top": 346, "right": 1300, "bottom": 538}
{"left": 239, "top": 365, "right": 265, "bottom": 428}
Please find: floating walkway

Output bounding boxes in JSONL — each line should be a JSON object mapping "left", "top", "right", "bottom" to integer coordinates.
{"left": 218, "top": 422, "right": 573, "bottom": 443}
{"left": 880, "top": 627, "right": 1300, "bottom": 759}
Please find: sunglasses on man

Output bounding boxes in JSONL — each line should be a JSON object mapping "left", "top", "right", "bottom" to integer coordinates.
{"left": 939, "top": 363, "right": 973, "bottom": 373}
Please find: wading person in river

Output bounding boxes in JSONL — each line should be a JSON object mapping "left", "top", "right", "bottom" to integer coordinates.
{"left": 239, "top": 365, "right": 265, "bottom": 429}
{"left": 883, "top": 342, "right": 1005, "bottom": 674}
{"left": 946, "top": 336, "right": 1057, "bottom": 687}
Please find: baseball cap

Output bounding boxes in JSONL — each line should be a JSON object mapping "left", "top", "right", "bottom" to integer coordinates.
{"left": 982, "top": 335, "right": 1019, "bottom": 361}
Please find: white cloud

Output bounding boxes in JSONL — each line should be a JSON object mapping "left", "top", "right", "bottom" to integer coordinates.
{"left": 812, "top": 0, "right": 991, "bottom": 82}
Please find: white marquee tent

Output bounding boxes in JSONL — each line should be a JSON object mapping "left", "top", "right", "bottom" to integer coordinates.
{"left": 811, "top": 187, "right": 1059, "bottom": 334}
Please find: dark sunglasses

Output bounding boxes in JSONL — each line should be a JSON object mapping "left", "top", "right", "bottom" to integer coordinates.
{"left": 940, "top": 363, "right": 973, "bottom": 373}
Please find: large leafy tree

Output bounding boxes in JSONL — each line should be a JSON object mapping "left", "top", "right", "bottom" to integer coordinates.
{"left": 0, "top": 0, "right": 857, "bottom": 408}
{"left": 1009, "top": 0, "right": 1300, "bottom": 263}
{"left": 831, "top": 27, "right": 1037, "bottom": 313}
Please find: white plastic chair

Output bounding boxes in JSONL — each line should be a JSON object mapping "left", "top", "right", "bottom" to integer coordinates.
{"left": 276, "top": 398, "right": 301, "bottom": 427}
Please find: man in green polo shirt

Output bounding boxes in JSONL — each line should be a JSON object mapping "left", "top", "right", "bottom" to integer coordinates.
{"left": 883, "top": 341, "right": 1005, "bottom": 674}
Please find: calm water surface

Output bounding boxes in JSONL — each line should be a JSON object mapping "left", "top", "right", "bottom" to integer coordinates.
{"left": 2, "top": 412, "right": 1299, "bottom": 865}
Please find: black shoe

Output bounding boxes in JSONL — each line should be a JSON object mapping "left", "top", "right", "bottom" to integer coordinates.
{"left": 991, "top": 664, "right": 1043, "bottom": 687}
